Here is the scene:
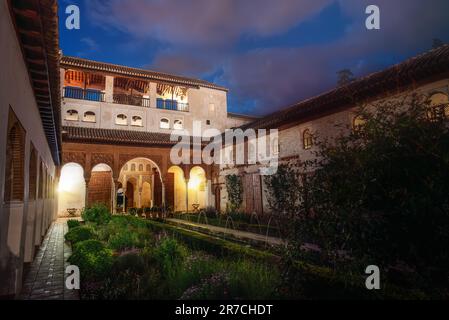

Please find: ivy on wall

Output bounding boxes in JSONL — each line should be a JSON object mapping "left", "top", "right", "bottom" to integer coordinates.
{"left": 225, "top": 174, "right": 243, "bottom": 212}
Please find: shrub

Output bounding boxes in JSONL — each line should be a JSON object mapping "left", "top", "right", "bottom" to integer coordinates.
{"left": 204, "top": 206, "right": 218, "bottom": 218}
{"left": 225, "top": 175, "right": 243, "bottom": 212}
{"left": 82, "top": 204, "right": 111, "bottom": 225}
{"left": 153, "top": 238, "right": 187, "bottom": 277}
{"left": 128, "top": 207, "right": 138, "bottom": 216}
{"left": 65, "top": 226, "right": 95, "bottom": 244}
{"left": 67, "top": 219, "right": 81, "bottom": 230}
{"left": 113, "top": 253, "right": 146, "bottom": 275}
{"left": 68, "top": 240, "right": 114, "bottom": 280}
{"left": 108, "top": 229, "right": 146, "bottom": 251}
{"left": 137, "top": 208, "right": 144, "bottom": 217}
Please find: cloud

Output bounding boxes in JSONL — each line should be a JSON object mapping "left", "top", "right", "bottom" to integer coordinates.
{"left": 84, "top": 0, "right": 449, "bottom": 115}
{"left": 86, "top": 0, "right": 332, "bottom": 47}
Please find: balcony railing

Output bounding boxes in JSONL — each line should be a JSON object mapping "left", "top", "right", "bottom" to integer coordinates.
{"left": 113, "top": 93, "right": 150, "bottom": 108}
{"left": 63, "top": 87, "right": 105, "bottom": 102}
{"left": 156, "top": 98, "right": 189, "bottom": 112}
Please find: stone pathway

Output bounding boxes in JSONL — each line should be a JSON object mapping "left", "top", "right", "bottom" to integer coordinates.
{"left": 167, "top": 218, "right": 285, "bottom": 247}
{"left": 19, "top": 219, "right": 79, "bottom": 300}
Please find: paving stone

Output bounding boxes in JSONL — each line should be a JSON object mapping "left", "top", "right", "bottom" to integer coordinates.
{"left": 19, "top": 219, "right": 80, "bottom": 300}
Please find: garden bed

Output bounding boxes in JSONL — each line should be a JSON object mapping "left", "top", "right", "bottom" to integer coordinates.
{"left": 65, "top": 206, "right": 432, "bottom": 300}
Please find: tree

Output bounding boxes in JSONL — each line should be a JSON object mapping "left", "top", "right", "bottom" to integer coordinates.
{"left": 337, "top": 69, "right": 355, "bottom": 86}
{"left": 432, "top": 38, "right": 444, "bottom": 49}
{"left": 289, "top": 94, "right": 449, "bottom": 289}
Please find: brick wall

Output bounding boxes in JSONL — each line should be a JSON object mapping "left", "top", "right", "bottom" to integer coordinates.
{"left": 88, "top": 171, "right": 112, "bottom": 210}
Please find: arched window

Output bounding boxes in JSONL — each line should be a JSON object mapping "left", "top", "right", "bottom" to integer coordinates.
{"left": 139, "top": 164, "right": 143, "bottom": 171}
{"left": 66, "top": 109, "right": 79, "bottom": 121}
{"left": 131, "top": 163, "right": 136, "bottom": 171}
{"left": 5, "top": 112, "right": 25, "bottom": 202}
{"left": 272, "top": 137, "right": 279, "bottom": 155}
{"left": 428, "top": 93, "right": 449, "bottom": 120}
{"left": 353, "top": 115, "right": 366, "bottom": 132}
{"left": 173, "top": 119, "right": 183, "bottom": 130}
{"left": 146, "top": 164, "right": 151, "bottom": 172}
{"left": 83, "top": 111, "right": 96, "bottom": 123}
{"left": 116, "top": 114, "right": 127, "bottom": 125}
{"left": 124, "top": 164, "right": 128, "bottom": 171}
{"left": 160, "top": 118, "right": 170, "bottom": 129}
{"left": 303, "top": 129, "right": 313, "bottom": 150}
{"left": 131, "top": 116, "right": 143, "bottom": 127}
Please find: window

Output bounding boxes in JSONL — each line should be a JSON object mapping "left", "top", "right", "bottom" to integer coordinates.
{"left": 173, "top": 119, "right": 183, "bottom": 130}
{"left": 160, "top": 118, "right": 170, "bottom": 129}
{"left": 116, "top": 114, "right": 127, "bottom": 125}
{"left": 428, "top": 93, "right": 449, "bottom": 120}
{"left": 5, "top": 109, "right": 25, "bottom": 202}
{"left": 131, "top": 116, "right": 143, "bottom": 127}
{"left": 206, "top": 120, "right": 211, "bottom": 125}
{"left": 272, "top": 137, "right": 279, "bottom": 155}
{"left": 131, "top": 164, "right": 136, "bottom": 171}
{"left": 146, "top": 164, "right": 151, "bottom": 172}
{"left": 353, "top": 115, "right": 366, "bottom": 132}
{"left": 29, "top": 145, "right": 38, "bottom": 201}
{"left": 83, "top": 111, "right": 96, "bottom": 123}
{"left": 124, "top": 164, "right": 128, "bottom": 171}
{"left": 66, "top": 109, "right": 79, "bottom": 121}
{"left": 303, "top": 129, "right": 313, "bottom": 150}
{"left": 139, "top": 164, "right": 143, "bottom": 171}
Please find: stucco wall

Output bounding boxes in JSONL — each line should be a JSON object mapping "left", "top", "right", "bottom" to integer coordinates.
{"left": 0, "top": 1, "right": 58, "bottom": 296}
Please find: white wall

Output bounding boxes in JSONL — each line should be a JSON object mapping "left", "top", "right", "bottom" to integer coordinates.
{"left": 0, "top": 0, "right": 57, "bottom": 296}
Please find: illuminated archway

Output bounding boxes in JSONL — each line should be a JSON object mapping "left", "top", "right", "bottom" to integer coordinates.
{"left": 168, "top": 166, "right": 186, "bottom": 212}
{"left": 188, "top": 166, "right": 207, "bottom": 210}
{"left": 88, "top": 163, "right": 113, "bottom": 211}
{"left": 58, "top": 162, "right": 85, "bottom": 216}
{"left": 118, "top": 157, "right": 163, "bottom": 210}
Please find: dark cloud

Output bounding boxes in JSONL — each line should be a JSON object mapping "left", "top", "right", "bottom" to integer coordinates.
{"left": 85, "top": 0, "right": 449, "bottom": 115}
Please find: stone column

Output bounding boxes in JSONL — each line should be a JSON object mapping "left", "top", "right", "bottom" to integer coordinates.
{"left": 149, "top": 82, "right": 157, "bottom": 109}
{"left": 105, "top": 75, "right": 114, "bottom": 103}
{"left": 205, "top": 179, "right": 212, "bottom": 207}
{"left": 112, "top": 180, "right": 120, "bottom": 214}
{"left": 84, "top": 178, "right": 90, "bottom": 209}
{"left": 185, "top": 179, "right": 189, "bottom": 213}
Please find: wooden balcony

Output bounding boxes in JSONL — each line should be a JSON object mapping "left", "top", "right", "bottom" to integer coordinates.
{"left": 63, "top": 87, "right": 105, "bottom": 102}
{"left": 156, "top": 98, "right": 189, "bottom": 112}
{"left": 113, "top": 93, "right": 150, "bottom": 108}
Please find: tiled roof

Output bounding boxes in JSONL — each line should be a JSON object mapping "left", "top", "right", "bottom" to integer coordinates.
{"left": 61, "top": 56, "right": 228, "bottom": 92}
{"left": 241, "top": 45, "right": 449, "bottom": 130}
{"left": 62, "top": 126, "right": 205, "bottom": 147}
{"left": 10, "top": 0, "right": 62, "bottom": 164}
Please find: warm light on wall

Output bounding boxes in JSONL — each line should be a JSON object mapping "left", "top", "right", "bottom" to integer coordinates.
{"left": 58, "top": 164, "right": 84, "bottom": 193}
{"left": 188, "top": 176, "right": 200, "bottom": 190}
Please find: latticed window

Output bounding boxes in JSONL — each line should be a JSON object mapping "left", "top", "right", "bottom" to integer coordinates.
{"left": 83, "top": 111, "right": 96, "bottom": 123}
{"left": 139, "top": 164, "right": 144, "bottom": 171}
{"left": 160, "top": 118, "right": 170, "bottom": 129}
{"left": 66, "top": 109, "right": 79, "bottom": 121}
{"left": 427, "top": 93, "right": 449, "bottom": 121}
{"left": 29, "top": 145, "right": 38, "bottom": 201}
{"left": 303, "top": 129, "right": 313, "bottom": 150}
{"left": 173, "top": 119, "right": 183, "bottom": 130}
{"left": 4, "top": 109, "right": 25, "bottom": 202}
{"left": 116, "top": 114, "right": 127, "bottom": 125}
{"left": 131, "top": 116, "right": 143, "bottom": 127}
{"left": 131, "top": 164, "right": 136, "bottom": 171}
{"left": 353, "top": 115, "right": 366, "bottom": 132}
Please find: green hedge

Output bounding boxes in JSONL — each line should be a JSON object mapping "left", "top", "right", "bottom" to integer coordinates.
{"left": 68, "top": 240, "right": 114, "bottom": 280}
{"left": 65, "top": 226, "right": 95, "bottom": 244}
